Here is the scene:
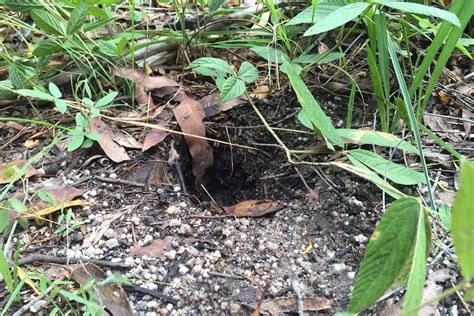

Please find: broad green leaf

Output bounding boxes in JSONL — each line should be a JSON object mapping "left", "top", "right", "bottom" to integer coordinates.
{"left": 0, "top": 80, "right": 15, "bottom": 100}
{"left": 190, "top": 57, "right": 234, "bottom": 75}
{"left": 193, "top": 66, "right": 219, "bottom": 78}
{"left": 33, "top": 38, "right": 63, "bottom": 57}
{"left": 95, "top": 91, "right": 118, "bottom": 107}
{"left": 349, "top": 197, "right": 421, "bottom": 313}
{"left": 347, "top": 149, "right": 425, "bottom": 185}
{"left": 216, "top": 73, "right": 225, "bottom": 90}
{"left": 81, "top": 138, "right": 94, "bottom": 148}
{"left": 16, "top": 89, "right": 54, "bottom": 101}
{"left": 97, "top": 40, "right": 117, "bottom": 56}
{"left": 286, "top": 0, "right": 348, "bottom": 25}
{"left": 283, "top": 59, "right": 343, "bottom": 147}
{"left": 68, "top": 134, "right": 84, "bottom": 151}
{"left": 437, "top": 203, "right": 451, "bottom": 230}
{"left": 54, "top": 99, "right": 68, "bottom": 114}
{"left": 452, "top": 160, "right": 474, "bottom": 279}
{"left": 293, "top": 52, "right": 345, "bottom": 64}
{"left": 36, "top": 189, "right": 56, "bottom": 205}
{"left": 377, "top": 0, "right": 460, "bottom": 27}
{"left": 3, "top": 0, "right": 45, "bottom": 12}
{"left": 9, "top": 64, "right": 36, "bottom": 89}
{"left": 9, "top": 198, "right": 27, "bottom": 212}
{"left": 250, "top": 46, "right": 289, "bottom": 64}
{"left": 209, "top": 0, "right": 225, "bottom": 12}
{"left": 75, "top": 113, "right": 86, "bottom": 127}
{"left": 220, "top": 77, "right": 245, "bottom": 103}
{"left": 0, "top": 203, "right": 9, "bottom": 233}
{"left": 304, "top": 2, "right": 369, "bottom": 36}
{"left": 402, "top": 205, "right": 428, "bottom": 315}
{"left": 238, "top": 61, "right": 258, "bottom": 83}
{"left": 336, "top": 129, "right": 418, "bottom": 154}
{"left": 30, "top": 9, "right": 66, "bottom": 36}
{"left": 67, "top": 2, "right": 89, "bottom": 35}
{"left": 48, "top": 82, "right": 62, "bottom": 98}
{"left": 85, "top": 132, "right": 101, "bottom": 141}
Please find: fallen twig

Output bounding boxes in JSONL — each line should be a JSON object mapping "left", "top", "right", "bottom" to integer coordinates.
{"left": 18, "top": 254, "right": 130, "bottom": 269}
{"left": 122, "top": 284, "right": 177, "bottom": 304}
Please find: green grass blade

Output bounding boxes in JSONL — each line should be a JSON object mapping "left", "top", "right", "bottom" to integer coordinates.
{"left": 387, "top": 36, "right": 436, "bottom": 212}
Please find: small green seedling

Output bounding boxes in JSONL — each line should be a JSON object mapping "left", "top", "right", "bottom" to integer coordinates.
{"left": 189, "top": 57, "right": 258, "bottom": 102}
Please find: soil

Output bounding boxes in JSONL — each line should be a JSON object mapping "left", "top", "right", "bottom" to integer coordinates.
{"left": 0, "top": 87, "right": 470, "bottom": 315}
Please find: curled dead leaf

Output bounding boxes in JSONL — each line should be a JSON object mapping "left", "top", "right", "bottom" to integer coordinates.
{"left": 0, "top": 160, "right": 38, "bottom": 184}
{"left": 130, "top": 236, "right": 176, "bottom": 258}
{"left": 71, "top": 263, "right": 133, "bottom": 316}
{"left": 222, "top": 200, "right": 282, "bottom": 217}
{"left": 173, "top": 92, "right": 213, "bottom": 185}
{"left": 90, "top": 118, "right": 130, "bottom": 163}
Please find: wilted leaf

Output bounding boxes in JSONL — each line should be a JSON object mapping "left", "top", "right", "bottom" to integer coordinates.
{"left": 222, "top": 200, "right": 282, "bottom": 217}
{"left": 21, "top": 200, "right": 90, "bottom": 219}
{"left": 24, "top": 138, "right": 40, "bottom": 149}
{"left": 32, "top": 186, "right": 84, "bottom": 210}
{"left": 199, "top": 93, "right": 244, "bottom": 118}
{"left": 112, "top": 130, "right": 142, "bottom": 149}
{"left": 71, "top": 263, "right": 133, "bottom": 316}
{"left": 113, "top": 68, "right": 179, "bottom": 93}
{"left": 142, "top": 130, "right": 168, "bottom": 151}
{"left": 90, "top": 118, "right": 130, "bottom": 163}
{"left": 130, "top": 236, "right": 176, "bottom": 258}
{"left": 0, "top": 160, "right": 38, "bottom": 184}
{"left": 123, "top": 161, "right": 170, "bottom": 186}
{"left": 173, "top": 92, "right": 213, "bottom": 185}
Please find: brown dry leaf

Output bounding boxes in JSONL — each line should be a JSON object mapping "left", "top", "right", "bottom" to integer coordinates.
{"left": 6, "top": 121, "right": 24, "bottom": 131}
{"left": 142, "top": 130, "right": 168, "bottom": 151}
{"left": 419, "top": 269, "right": 453, "bottom": 316}
{"left": 173, "top": 92, "right": 213, "bottom": 185}
{"left": 113, "top": 68, "right": 179, "bottom": 93}
{"left": 112, "top": 130, "right": 142, "bottom": 149}
{"left": 123, "top": 161, "right": 170, "bottom": 186}
{"left": 423, "top": 115, "right": 452, "bottom": 132}
{"left": 71, "top": 263, "right": 133, "bottom": 316}
{"left": 0, "top": 160, "right": 38, "bottom": 184}
{"left": 129, "top": 236, "right": 176, "bottom": 258}
{"left": 250, "top": 85, "right": 270, "bottom": 100}
{"left": 462, "top": 109, "right": 471, "bottom": 134}
{"left": 222, "top": 200, "right": 282, "bottom": 217}
{"left": 199, "top": 93, "right": 244, "bottom": 118}
{"left": 308, "top": 187, "right": 320, "bottom": 207}
{"left": 21, "top": 200, "right": 90, "bottom": 219}
{"left": 33, "top": 186, "right": 84, "bottom": 210}
{"left": 24, "top": 138, "right": 39, "bottom": 149}
{"left": 252, "top": 297, "right": 331, "bottom": 315}
{"left": 135, "top": 83, "right": 155, "bottom": 109}
{"left": 90, "top": 118, "right": 130, "bottom": 163}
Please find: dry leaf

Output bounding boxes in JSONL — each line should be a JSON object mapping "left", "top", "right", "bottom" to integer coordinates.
{"left": 250, "top": 85, "right": 270, "bottom": 100}
{"left": 420, "top": 269, "right": 453, "bottom": 316}
{"left": 0, "top": 160, "right": 38, "bottom": 184}
{"left": 129, "top": 236, "right": 176, "bottom": 258}
{"left": 112, "top": 130, "right": 142, "bottom": 149}
{"left": 21, "top": 200, "right": 90, "bottom": 219}
{"left": 90, "top": 118, "right": 130, "bottom": 163}
{"left": 423, "top": 115, "right": 452, "bottom": 132}
{"left": 71, "top": 263, "right": 133, "bottom": 316}
{"left": 222, "top": 200, "right": 282, "bottom": 217}
{"left": 173, "top": 92, "right": 213, "bottom": 185}
{"left": 251, "top": 297, "right": 331, "bottom": 315}
{"left": 33, "top": 186, "right": 84, "bottom": 210}
{"left": 113, "top": 68, "right": 179, "bottom": 93}
{"left": 199, "top": 93, "right": 244, "bottom": 118}
{"left": 24, "top": 138, "right": 39, "bottom": 149}
{"left": 6, "top": 121, "right": 24, "bottom": 131}
{"left": 142, "top": 130, "right": 168, "bottom": 151}
{"left": 123, "top": 160, "right": 170, "bottom": 186}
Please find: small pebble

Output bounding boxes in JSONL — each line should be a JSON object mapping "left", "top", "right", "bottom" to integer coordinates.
{"left": 105, "top": 238, "right": 119, "bottom": 249}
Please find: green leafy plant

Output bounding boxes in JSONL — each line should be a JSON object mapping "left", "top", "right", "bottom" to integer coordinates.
{"left": 190, "top": 57, "right": 258, "bottom": 102}
{"left": 54, "top": 208, "right": 84, "bottom": 237}
{"left": 15, "top": 83, "right": 119, "bottom": 151}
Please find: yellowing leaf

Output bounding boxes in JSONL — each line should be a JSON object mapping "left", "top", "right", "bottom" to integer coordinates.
{"left": 21, "top": 200, "right": 90, "bottom": 219}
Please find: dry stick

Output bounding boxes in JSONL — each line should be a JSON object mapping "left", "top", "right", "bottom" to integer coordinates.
{"left": 17, "top": 254, "right": 130, "bottom": 269}
{"left": 122, "top": 284, "right": 177, "bottom": 304}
